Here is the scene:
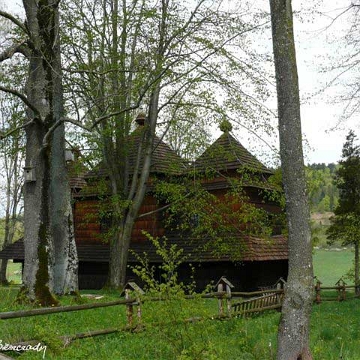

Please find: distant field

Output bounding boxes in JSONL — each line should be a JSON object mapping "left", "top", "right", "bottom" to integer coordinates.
{"left": 313, "top": 249, "right": 353, "bottom": 286}
{"left": 6, "top": 261, "right": 22, "bottom": 284}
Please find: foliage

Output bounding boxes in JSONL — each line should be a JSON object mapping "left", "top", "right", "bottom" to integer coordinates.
{"left": 306, "top": 163, "right": 338, "bottom": 213}
{"left": 270, "top": 163, "right": 339, "bottom": 215}
{"left": 328, "top": 213, "right": 360, "bottom": 247}
{"left": 131, "top": 232, "right": 220, "bottom": 359}
{"left": 310, "top": 216, "right": 333, "bottom": 248}
{"left": 327, "top": 131, "right": 360, "bottom": 246}
{"left": 0, "top": 218, "right": 23, "bottom": 248}
{"left": 326, "top": 131, "right": 360, "bottom": 291}
{"left": 130, "top": 233, "right": 197, "bottom": 296}
{"left": 152, "top": 173, "right": 276, "bottom": 262}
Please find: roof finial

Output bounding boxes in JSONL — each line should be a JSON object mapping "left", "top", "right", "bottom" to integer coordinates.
{"left": 219, "top": 119, "right": 232, "bottom": 133}
{"left": 135, "top": 112, "right": 146, "bottom": 126}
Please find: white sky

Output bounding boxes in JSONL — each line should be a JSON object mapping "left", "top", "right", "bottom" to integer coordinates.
{"left": 1, "top": 0, "right": 357, "bottom": 165}
{"left": 292, "top": 0, "right": 355, "bottom": 165}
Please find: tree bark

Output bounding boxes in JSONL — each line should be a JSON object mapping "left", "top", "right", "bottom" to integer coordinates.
{"left": 48, "top": 1, "right": 78, "bottom": 294}
{"left": 107, "top": 86, "right": 160, "bottom": 288}
{"left": 21, "top": 0, "right": 78, "bottom": 303}
{"left": 269, "top": 1, "right": 314, "bottom": 359}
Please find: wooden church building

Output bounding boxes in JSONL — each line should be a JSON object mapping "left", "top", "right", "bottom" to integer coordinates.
{"left": 0, "top": 117, "right": 288, "bottom": 291}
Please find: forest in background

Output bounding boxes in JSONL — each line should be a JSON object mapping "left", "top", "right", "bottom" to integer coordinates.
{"left": 307, "top": 163, "right": 339, "bottom": 214}
{"left": 306, "top": 162, "right": 343, "bottom": 248}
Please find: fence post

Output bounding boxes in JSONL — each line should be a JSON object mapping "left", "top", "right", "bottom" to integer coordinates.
{"left": 335, "top": 278, "right": 347, "bottom": 302}
{"left": 315, "top": 278, "right": 322, "bottom": 304}
{"left": 136, "top": 293, "right": 142, "bottom": 326}
{"left": 122, "top": 281, "right": 145, "bottom": 328}
{"left": 125, "top": 289, "right": 133, "bottom": 327}
{"left": 226, "top": 283, "right": 232, "bottom": 317}
{"left": 217, "top": 283, "right": 224, "bottom": 317}
{"left": 342, "top": 281, "right": 347, "bottom": 301}
{"left": 214, "top": 276, "right": 235, "bottom": 317}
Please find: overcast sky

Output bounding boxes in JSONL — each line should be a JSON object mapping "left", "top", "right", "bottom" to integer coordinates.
{"left": 291, "top": 0, "right": 356, "bottom": 165}
{"left": 1, "top": 0, "right": 356, "bottom": 165}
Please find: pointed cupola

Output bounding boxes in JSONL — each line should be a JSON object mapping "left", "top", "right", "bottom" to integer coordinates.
{"left": 194, "top": 120, "right": 272, "bottom": 174}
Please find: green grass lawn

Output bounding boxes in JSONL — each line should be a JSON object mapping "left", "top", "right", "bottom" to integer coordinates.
{"left": 0, "top": 249, "right": 357, "bottom": 359}
{"left": 0, "top": 286, "right": 359, "bottom": 360}
{"left": 313, "top": 248, "right": 353, "bottom": 285}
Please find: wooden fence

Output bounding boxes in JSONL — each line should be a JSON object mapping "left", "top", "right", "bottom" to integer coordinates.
{"left": 314, "top": 276, "right": 359, "bottom": 303}
{"left": 0, "top": 280, "right": 284, "bottom": 357}
{"left": 231, "top": 290, "right": 284, "bottom": 316}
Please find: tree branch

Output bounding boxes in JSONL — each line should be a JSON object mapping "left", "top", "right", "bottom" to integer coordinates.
{"left": 0, "top": 119, "right": 36, "bottom": 140}
{"left": 0, "top": 86, "right": 41, "bottom": 120}
{"left": 0, "top": 41, "right": 30, "bottom": 62}
{"left": 0, "top": 11, "right": 28, "bottom": 34}
{"left": 137, "top": 203, "right": 171, "bottom": 219}
{"left": 42, "top": 117, "right": 92, "bottom": 149}
{"left": 61, "top": 117, "right": 93, "bottom": 132}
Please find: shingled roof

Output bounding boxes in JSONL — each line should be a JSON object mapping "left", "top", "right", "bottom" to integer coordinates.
{"left": 86, "top": 117, "right": 188, "bottom": 179}
{"left": 68, "top": 160, "right": 87, "bottom": 190}
{"left": 0, "top": 235, "right": 287, "bottom": 263}
{"left": 195, "top": 128, "right": 272, "bottom": 174}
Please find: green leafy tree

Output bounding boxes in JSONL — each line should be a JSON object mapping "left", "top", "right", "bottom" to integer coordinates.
{"left": 0, "top": 60, "right": 25, "bottom": 284}
{"left": 0, "top": 0, "right": 80, "bottom": 304}
{"left": 306, "top": 164, "right": 339, "bottom": 213}
{"left": 60, "top": 0, "right": 274, "bottom": 289}
{"left": 327, "top": 130, "right": 360, "bottom": 294}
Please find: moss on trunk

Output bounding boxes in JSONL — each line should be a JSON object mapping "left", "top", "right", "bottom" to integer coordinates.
{"left": 34, "top": 224, "right": 58, "bottom": 307}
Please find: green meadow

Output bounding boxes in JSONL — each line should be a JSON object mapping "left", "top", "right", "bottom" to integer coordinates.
{"left": 313, "top": 248, "right": 353, "bottom": 285}
{"left": 0, "top": 249, "right": 357, "bottom": 359}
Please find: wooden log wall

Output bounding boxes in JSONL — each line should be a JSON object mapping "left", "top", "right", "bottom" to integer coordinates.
{"left": 74, "top": 200, "right": 101, "bottom": 243}
{"left": 74, "top": 195, "right": 165, "bottom": 244}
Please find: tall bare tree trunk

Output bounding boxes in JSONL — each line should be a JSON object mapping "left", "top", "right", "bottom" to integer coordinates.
{"left": 269, "top": 1, "right": 313, "bottom": 359}
{"left": 49, "top": 1, "right": 78, "bottom": 294}
{"left": 21, "top": 0, "right": 78, "bottom": 303}
{"left": 107, "top": 87, "right": 160, "bottom": 288}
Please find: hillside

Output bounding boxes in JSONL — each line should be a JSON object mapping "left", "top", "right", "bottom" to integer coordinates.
{"left": 307, "top": 163, "right": 339, "bottom": 213}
